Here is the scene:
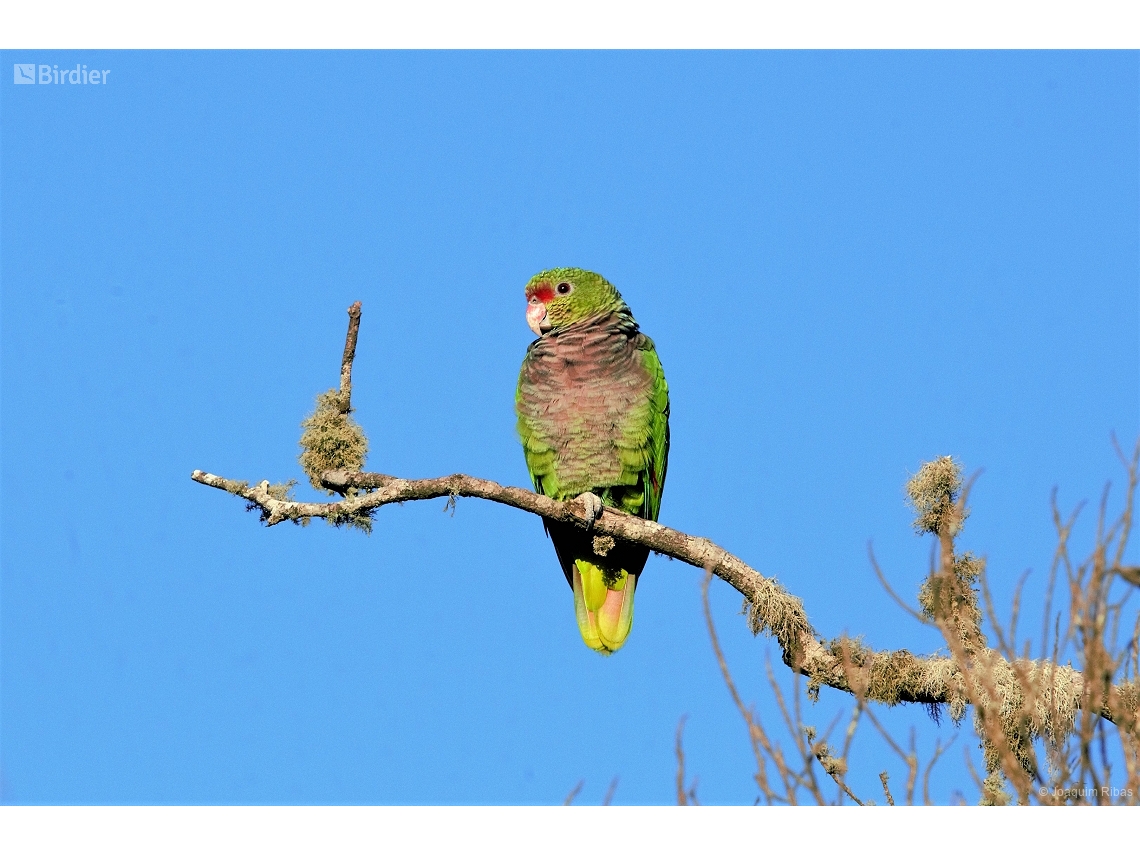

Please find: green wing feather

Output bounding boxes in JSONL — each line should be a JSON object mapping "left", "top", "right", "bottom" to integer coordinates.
{"left": 638, "top": 336, "right": 670, "bottom": 522}
{"left": 515, "top": 356, "right": 551, "bottom": 496}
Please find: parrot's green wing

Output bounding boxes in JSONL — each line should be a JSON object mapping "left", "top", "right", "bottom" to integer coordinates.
{"left": 638, "top": 336, "right": 670, "bottom": 523}
{"left": 604, "top": 334, "right": 669, "bottom": 522}
{"left": 516, "top": 339, "right": 556, "bottom": 497}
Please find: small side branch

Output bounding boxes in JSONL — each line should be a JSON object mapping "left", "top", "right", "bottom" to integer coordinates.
{"left": 812, "top": 742, "right": 864, "bottom": 805}
{"left": 879, "top": 772, "right": 896, "bottom": 806}
{"left": 339, "top": 301, "right": 362, "bottom": 404}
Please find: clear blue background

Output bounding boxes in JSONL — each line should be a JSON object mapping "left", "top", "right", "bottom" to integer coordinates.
{"left": 1, "top": 51, "right": 1137, "bottom": 805}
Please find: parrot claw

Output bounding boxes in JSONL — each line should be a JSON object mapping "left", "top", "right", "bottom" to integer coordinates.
{"left": 577, "top": 492, "right": 603, "bottom": 530}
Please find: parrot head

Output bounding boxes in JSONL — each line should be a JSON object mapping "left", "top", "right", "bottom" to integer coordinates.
{"left": 524, "top": 267, "right": 628, "bottom": 336}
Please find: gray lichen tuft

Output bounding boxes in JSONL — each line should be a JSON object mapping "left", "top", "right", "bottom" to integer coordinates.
{"left": 224, "top": 479, "right": 251, "bottom": 496}
{"left": 247, "top": 480, "right": 310, "bottom": 526}
{"left": 592, "top": 535, "right": 615, "bottom": 557}
{"left": 906, "top": 456, "right": 968, "bottom": 536}
{"left": 264, "top": 480, "right": 296, "bottom": 502}
{"left": 299, "top": 388, "right": 373, "bottom": 533}
{"left": 299, "top": 389, "right": 369, "bottom": 493}
{"left": 812, "top": 740, "right": 847, "bottom": 778}
{"left": 326, "top": 501, "right": 375, "bottom": 535}
{"left": 742, "top": 577, "right": 814, "bottom": 665}
{"left": 919, "top": 552, "right": 987, "bottom": 657}
{"left": 981, "top": 769, "right": 1012, "bottom": 806}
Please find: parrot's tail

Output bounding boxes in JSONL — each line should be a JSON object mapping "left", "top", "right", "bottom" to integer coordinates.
{"left": 546, "top": 519, "right": 649, "bottom": 655}
{"left": 571, "top": 558, "right": 636, "bottom": 655}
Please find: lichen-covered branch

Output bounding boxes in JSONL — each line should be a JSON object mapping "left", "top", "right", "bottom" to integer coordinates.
{"left": 189, "top": 464, "right": 1137, "bottom": 737}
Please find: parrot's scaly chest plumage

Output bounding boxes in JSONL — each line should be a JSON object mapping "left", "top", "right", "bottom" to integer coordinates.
{"left": 515, "top": 268, "right": 669, "bottom": 654}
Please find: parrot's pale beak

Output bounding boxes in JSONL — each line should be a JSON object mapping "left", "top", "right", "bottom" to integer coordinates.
{"left": 526, "top": 302, "right": 550, "bottom": 336}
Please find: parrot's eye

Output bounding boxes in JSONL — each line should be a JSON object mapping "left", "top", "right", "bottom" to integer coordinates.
{"left": 556, "top": 282, "right": 572, "bottom": 295}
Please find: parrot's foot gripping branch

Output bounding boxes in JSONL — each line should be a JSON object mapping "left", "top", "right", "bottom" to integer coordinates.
{"left": 577, "top": 492, "right": 604, "bottom": 530}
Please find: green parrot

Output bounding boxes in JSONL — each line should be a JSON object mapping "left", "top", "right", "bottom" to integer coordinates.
{"left": 515, "top": 268, "right": 670, "bottom": 654}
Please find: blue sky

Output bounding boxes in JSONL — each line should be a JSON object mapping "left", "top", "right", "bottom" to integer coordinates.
{"left": 1, "top": 50, "right": 1137, "bottom": 805}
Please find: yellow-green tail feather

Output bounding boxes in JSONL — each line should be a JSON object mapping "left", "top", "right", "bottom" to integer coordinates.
{"left": 572, "top": 559, "right": 636, "bottom": 655}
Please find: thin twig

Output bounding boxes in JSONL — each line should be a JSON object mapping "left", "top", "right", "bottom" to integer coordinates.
{"left": 701, "top": 567, "right": 776, "bottom": 803}
{"left": 864, "top": 707, "right": 918, "bottom": 805}
{"left": 811, "top": 741, "right": 864, "bottom": 805}
{"left": 602, "top": 776, "right": 619, "bottom": 806}
{"left": 563, "top": 780, "right": 584, "bottom": 806}
{"left": 339, "top": 301, "right": 362, "bottom": 405}
{"left": 675, "top": 715, "right": 691, "bottom": 806}
{"left": 922, "top": 736, "right": 957, "bottom": 805}
{"left": 869, "top": 544, "right": 933, "bottom": 625}
{"left": 879, "top": 772, "right": 895, "bottom": 806}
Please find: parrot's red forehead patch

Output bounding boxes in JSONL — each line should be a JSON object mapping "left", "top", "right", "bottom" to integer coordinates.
{"left": 526, "top": 281, "right": 555, "bottom": 303}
